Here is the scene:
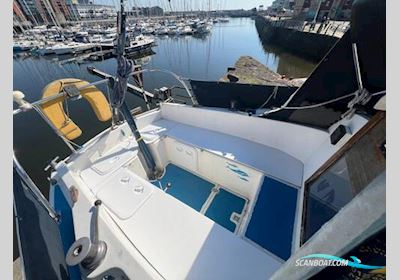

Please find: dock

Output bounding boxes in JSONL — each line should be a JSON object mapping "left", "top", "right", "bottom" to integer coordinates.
{"left": 220, "top": 56, "right": 306, "bottom": 87}
{"left": 58, "top": 49, "right": 114, "bottom": 65}
{"left": 87, "top": 66, "right": 154, "bottom": 100}
{"left": 263, "top": 17, "right": 349, "bottom": 39}
{"left": 255, "top": 15, "right": 340, "bottom": 62}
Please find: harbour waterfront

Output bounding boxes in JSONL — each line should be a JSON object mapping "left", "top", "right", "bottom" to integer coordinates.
{"left": 13, "top": 18, "right": 316, "bottom": 195}
{"left": 255, "top": 15, "right": 342, "bottom": 61}
{"left": 12, "top": 0, "right": 388, "bottom": 277}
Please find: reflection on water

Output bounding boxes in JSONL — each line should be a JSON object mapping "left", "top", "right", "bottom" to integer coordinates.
{"left": 261, "top": 44, "right": 316, "bottom": 78}
{"left": 13, "top": 17, "right": 316, "bottom": 189}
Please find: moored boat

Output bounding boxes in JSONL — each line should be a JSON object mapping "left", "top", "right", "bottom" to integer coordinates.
{"left": 12, "top": 1, "right": 386, "bottom": 279}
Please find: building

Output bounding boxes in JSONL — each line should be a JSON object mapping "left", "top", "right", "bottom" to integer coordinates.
{"left": 268, "top": 0, "right": 295, "bottom": 15}
{"left": 330, "top": 0, "right": 354, "bottom": 20}
{"left": 65, "top": 0, "right": 80, "bottom": 21}
{"left": 52, "top": 0, "right": 79, "bottom": 21}
{"left": 14, "top": 0, "right": 77, "bottom": 25}
{"left": 13, "top": 0, "right": 32, "bottom": 30}
{"left": 131, "top": 6, "right": 164, "bottom": 17}
{"left": 16, "top": 0, "right": 43, "bottom": 25}
{"left": 36, "top": 0, "right": 66, "bottom": 25}
{"left": 13, "top": 0, "right": 28, "bottom": 23}
{"left": 271, "top": 0, "right": 292, "bottom": 10}
{"left": 15, "top": 0, "right": 80, "bottom": 26}
{"left": 50, "top": 0, "right": 68, "bottom": 23}
{"left": 293, "top": 0, "right": 354, "bottom": 20}
{"left": 76, "top": 4, "right": 116, "bottom": 19}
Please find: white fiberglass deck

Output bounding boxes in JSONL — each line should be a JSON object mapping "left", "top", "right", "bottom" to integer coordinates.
{"left": 71, "top": 159, "right": 283, "bottom": 279}
{"left": 101, "top": 168, "right": 282, "bottom": 279}
{"left": 52, "top": 103, "right": 371, "bottom": 279}
{"left": 140, "top": 118, "right": 303, "bottom": 187}
{"left": 63, "top": 120, "right": 293, "bottom": 278}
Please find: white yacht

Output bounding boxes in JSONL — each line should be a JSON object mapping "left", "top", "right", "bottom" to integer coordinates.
{"left": 36, "top": 44, "right": 56, "bottom": 55}
{"left": 98, "top": 33, "right": 117, "bottom": 50}
{"left": 52, "top": 42, "right": 94, "bottom": 55}
{"left": 124, "top": 35, "right": 155, "bottom": 54}
{"left": 178, "top": 26, "right": 194, "bottom": 35}
{"left": 52, "top": 42, "right": 79, "bottom": 55}
{"left": 155, "top": 27, "right": 169, "bottom": 35}
{"left": 13, "top": 42, "right": 33, "bottom": 52}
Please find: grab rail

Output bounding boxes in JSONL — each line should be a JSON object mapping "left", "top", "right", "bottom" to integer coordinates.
{"left": 13, "top": 67, "right": 198, "bottom": 154}
{"left": 13, "top": 78, "right": 110, "bottom": 116}
{"left": 128, "top": 68, "right": 198, "bottom": 106}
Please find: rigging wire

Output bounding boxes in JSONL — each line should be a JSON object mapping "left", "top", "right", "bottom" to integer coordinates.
{"left": 260, "top": 90, "right": 386, "bottom": 116}
{"left": 257, "top": 86, "right": 278, "bottom": 110}
{"left": 280, "top": 92, "right": 356, "bottom": 110}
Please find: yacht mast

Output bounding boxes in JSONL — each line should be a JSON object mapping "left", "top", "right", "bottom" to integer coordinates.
{"left": 42, "top": 0, "right": 61, "bottom": 27}
{"left": 21, "top": 0, "right": 38, "bottom": 26}
{"left": 112, "top": 0, "right": 158, "bottom": 179}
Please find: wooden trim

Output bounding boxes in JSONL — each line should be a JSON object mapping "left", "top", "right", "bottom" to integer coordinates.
{"left": 300, "top": 111, "right": 386, "bottom": 245}
{"left": 305, "top": 112, "right": 385, "bottom": 185}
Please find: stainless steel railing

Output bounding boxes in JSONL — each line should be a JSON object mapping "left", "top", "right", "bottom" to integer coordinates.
{"left": 13, "top": 153, "right": 59, "bottom": 221}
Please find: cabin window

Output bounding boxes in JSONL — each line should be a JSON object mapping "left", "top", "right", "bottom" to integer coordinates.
{"left": 301, "top": 113, "right": 385, "bottom": 244}
{"left": 302, "top": 157, "right": 353, "bottom": 242}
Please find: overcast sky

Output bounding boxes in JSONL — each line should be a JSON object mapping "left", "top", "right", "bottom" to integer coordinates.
{"left": 93, "top": 0, "right": 274, "bottom": 11}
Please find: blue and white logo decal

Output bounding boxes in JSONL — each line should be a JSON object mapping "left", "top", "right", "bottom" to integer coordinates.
{"left": 226, "top": 162, "right": 249, "bottom": 181}
{"left": 296, "top": 254, "right": 385, "bottom": 270}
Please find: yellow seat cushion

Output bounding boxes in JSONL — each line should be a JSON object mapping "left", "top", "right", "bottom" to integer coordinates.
{"left": 80, "top": 83, "right": 112, "bottom": 122}
{"left": 40, "top": 79, "right": 112, "bottom": 140}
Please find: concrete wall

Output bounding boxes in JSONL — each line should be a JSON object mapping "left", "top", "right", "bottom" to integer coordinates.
{"left": 255, "top": 15, "right": 339, "bottom": 62}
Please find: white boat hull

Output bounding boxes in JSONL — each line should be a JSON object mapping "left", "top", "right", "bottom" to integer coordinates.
{"left": 53, "top": 47, "right": 75, "bottom": 55}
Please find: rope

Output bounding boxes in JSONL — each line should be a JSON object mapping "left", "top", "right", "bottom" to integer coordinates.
{"left": 283, "top": 92, "right": 356, "bottom": 110}
{"left": 112, "top": 56, "right": 135, "bottom": 108}
{"left": 258, "top": 86, "right": 278, "bottom": 110}
{"left": 261, "top": 92, "right": 356, "bottom": 115}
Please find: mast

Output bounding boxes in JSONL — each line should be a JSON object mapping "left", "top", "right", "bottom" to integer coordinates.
{"left": 21, "top": 0, "right": 38, "bottom": 26}
{"left": 42, "top": 0, "right": 61, "bottom": 27}
{"left": 111, "top": 0, "right": 158, "bottom": 179}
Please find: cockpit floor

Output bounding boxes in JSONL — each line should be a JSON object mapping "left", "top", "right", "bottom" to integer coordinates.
{"left": 153, "top": 164, "right": 246, "bottom": 233}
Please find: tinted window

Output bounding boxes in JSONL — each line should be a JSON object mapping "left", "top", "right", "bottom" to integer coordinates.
{"left": 303, "top": 157, "right": 353, "bottom": 241}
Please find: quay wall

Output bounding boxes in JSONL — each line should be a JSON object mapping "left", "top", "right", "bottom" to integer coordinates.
{"left": 255, "top": 15, "right": 339, "bottom": 62}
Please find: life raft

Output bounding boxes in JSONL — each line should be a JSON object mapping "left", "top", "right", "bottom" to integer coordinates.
{"left": 40, "top": 79, "right": 112, "bottom": 140}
